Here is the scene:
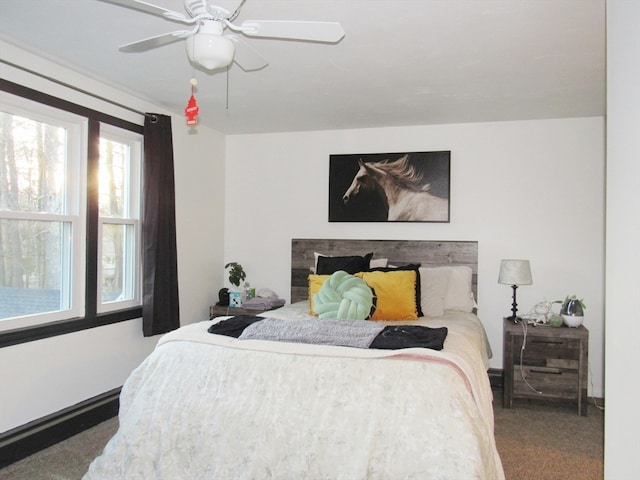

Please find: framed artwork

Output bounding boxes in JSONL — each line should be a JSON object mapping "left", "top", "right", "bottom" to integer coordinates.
{"left": 329, "top": 151, "right": 451, "bottom": 223}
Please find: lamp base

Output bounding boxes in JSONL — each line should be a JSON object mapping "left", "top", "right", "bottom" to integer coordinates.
{"left": 508, "top": 284, "right": 520, "bottom": 323}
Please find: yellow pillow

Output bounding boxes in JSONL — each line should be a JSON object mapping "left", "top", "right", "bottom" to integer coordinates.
{"left": 355, "top": 270, "right": 418, "bottom": 320}
{"left": 308, "top": 274, "right": 331, "bottom": 315}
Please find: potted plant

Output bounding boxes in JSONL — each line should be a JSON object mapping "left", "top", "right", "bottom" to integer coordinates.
{"left": 554, "top": 295, "right": 586, "bottom": 327}
{"left": 224, "top": 262, "right": 246, "bottom": 307}
{"left": 225, "top": 262, "right": 246, "bottom": 287}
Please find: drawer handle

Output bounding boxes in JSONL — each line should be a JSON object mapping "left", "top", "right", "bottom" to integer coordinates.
{"left": 529, "top": 368, "right": 561, "bottom": 374}
{"left": 530, "top": 339, "right": 564, "bottom": 345}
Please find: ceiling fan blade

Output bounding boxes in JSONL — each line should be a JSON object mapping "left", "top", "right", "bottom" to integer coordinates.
{"left": 119, "top": 31, "right": 192, "bottom": 52}
{"left": 239, "top": 20, "right": 345, "bottom": 43}
{"left": 97, "top": 0, "right": 191, "bottom": 23}
{"left": 227, "top": 35, "right": 268, "bottom": 71}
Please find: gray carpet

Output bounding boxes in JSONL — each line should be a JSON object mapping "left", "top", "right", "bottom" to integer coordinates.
{"left": 0, "top": 419, "right": 118, "bottom": 480}
{"left": 494, "top": 396, "right": 604, "bottom": 480}
{"left": 0, "top": 392, "right": 604, "bottom": 479}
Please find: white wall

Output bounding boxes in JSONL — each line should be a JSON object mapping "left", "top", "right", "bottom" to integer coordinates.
{"left": 0, "top": 43, "right": 226, "bottom": 432}
{"left": 0, "top": 319, "right": 157, "bottom": 432}
{"left": 604, "top": 1, "right": 640, "bottom": 477}
{"left": 173, "top": 117, "right": 226, "bottom": 325}
{"left": 225, "top": 117, "right": 605, "bottom": 398}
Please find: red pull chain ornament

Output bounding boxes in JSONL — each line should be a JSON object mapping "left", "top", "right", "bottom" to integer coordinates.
{"left": 185, "top": 78, "right": 199, "bottom": 125}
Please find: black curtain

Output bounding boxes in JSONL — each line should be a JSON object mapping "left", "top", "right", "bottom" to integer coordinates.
{"left": 142, "top": 114, "right": 180, "bottom": 336}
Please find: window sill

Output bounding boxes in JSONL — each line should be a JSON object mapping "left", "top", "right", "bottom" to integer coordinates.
{"left": 0, "top": 307, "right": 143, "bottom": 348}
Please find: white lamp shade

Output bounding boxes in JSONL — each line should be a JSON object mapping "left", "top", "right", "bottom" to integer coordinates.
{"left": 498, "top": 259, "right": 532, "bottom": 285}
{"left": 186, "top": 33, "right": 235, "bottom": 70}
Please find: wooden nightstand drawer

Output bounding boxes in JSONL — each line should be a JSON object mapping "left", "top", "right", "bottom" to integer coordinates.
{"left": 516, "top": 337, "right": 581, "bottom": 364}
{"left": 513, "top": 365, "right": 579, "bottom": 400}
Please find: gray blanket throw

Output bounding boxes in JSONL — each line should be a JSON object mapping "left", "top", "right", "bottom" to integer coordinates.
{"left": 239, "top": 317, "right": 385, "bottom": 348}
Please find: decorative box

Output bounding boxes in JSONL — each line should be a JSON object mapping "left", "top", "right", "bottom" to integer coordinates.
{"left": 229, "top": 290, "right": 242, "bottom": 307}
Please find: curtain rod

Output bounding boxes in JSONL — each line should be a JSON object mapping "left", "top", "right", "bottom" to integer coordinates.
{"left": 1, "top": 58, "right": 156, "bottom": 120}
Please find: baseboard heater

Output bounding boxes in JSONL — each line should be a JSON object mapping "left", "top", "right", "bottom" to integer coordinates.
{"left": 0, "top": 387, "right": 121, "bottom": 468}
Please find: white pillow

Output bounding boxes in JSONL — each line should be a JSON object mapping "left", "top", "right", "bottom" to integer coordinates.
{"left": 419, "top": 266, "right": 475, "bottom": 315}
{"left": 419, "top": 267, "right": 448, "bottom": 317}
{"left": 443, "top": 266, "right": 474, "bottom": 312}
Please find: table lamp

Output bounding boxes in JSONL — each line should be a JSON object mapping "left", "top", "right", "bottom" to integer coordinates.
{"left": 498, "top": 259, "right": 532, "bottom": 323}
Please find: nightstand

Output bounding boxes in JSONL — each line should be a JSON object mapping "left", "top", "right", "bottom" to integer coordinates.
{"left": 209, "top": 304, "right": 271, "bottom": 319}
{"left": 503, "top": 318, "right": 589, "bottom": 416}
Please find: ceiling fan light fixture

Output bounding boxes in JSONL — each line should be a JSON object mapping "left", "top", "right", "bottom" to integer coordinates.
{"left": 186, "top": 32, "right": 235, "bottom": 70}
{"left": 107, "top": 0, "right": 345, "bottom": 73}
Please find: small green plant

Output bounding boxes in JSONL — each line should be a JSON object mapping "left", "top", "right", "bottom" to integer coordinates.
{"left": 225, "top": 262, "right": 246, "bottom": 287}
{"left": 553, "top": 295, "right": 586, "bottom": 310}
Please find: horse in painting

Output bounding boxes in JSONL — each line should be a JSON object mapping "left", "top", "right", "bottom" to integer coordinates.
{"left": 342, "top": 155, "right": 448, "bottom": 221}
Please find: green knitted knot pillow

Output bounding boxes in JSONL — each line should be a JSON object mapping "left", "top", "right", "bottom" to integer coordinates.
{"left": 313, "top": 270, "right": 374, "bottom": 320}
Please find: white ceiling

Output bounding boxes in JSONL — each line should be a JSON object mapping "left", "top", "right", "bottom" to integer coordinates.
{"left": 0, "top": 0, "right": 605, "bottom": 135}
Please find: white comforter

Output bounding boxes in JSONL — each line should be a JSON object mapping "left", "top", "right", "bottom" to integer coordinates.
{"left": 84, "top": 303, "right": 504, "bottom": 480}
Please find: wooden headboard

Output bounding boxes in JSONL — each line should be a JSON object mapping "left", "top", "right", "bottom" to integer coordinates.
{"left": 290, "top": 239, "right": 478, "bottom": 304}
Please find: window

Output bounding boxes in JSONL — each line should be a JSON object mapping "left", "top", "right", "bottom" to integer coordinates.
{"left": 98, "top": 126, "right": 141, "bottom": 312}
{"left": 0, "top": 86, "right": 143, "bottom": 336}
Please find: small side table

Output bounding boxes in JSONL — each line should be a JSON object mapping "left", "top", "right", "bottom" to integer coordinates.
{"left": 209, "top": 304, "right": 271, "bottom": 319}
{"left": 503, "top": 318, "right": 589, "bottom": 416}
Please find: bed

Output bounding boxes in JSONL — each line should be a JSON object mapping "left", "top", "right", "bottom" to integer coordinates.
{"left": 84, "top": 239, "right": 504, "bottom": 480}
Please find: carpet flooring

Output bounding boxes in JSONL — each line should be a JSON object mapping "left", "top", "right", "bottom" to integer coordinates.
{"left": 0, "top": 390, "right": 604, "bottom": 479}
{"left": 493, "top": 395, "right": 604, "bottom": 480}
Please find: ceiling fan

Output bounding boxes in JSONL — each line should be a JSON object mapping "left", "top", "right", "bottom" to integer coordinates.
{"left": 99, "top": 0, "right": 345, "bottom": 71}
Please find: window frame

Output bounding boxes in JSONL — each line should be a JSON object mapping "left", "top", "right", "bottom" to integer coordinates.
{"left": 0, "top": 79, "right": 144, "bottom": 348}
{"left": 0, "top": 91, "right": 88, "bottom": 328}
{"left": 97, "top": 124, "right": 142, "bottom": 313}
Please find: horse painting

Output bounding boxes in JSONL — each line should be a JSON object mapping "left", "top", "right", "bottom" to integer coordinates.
{"left": 342, "top": 155, "right": 448, "bottom": 222}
